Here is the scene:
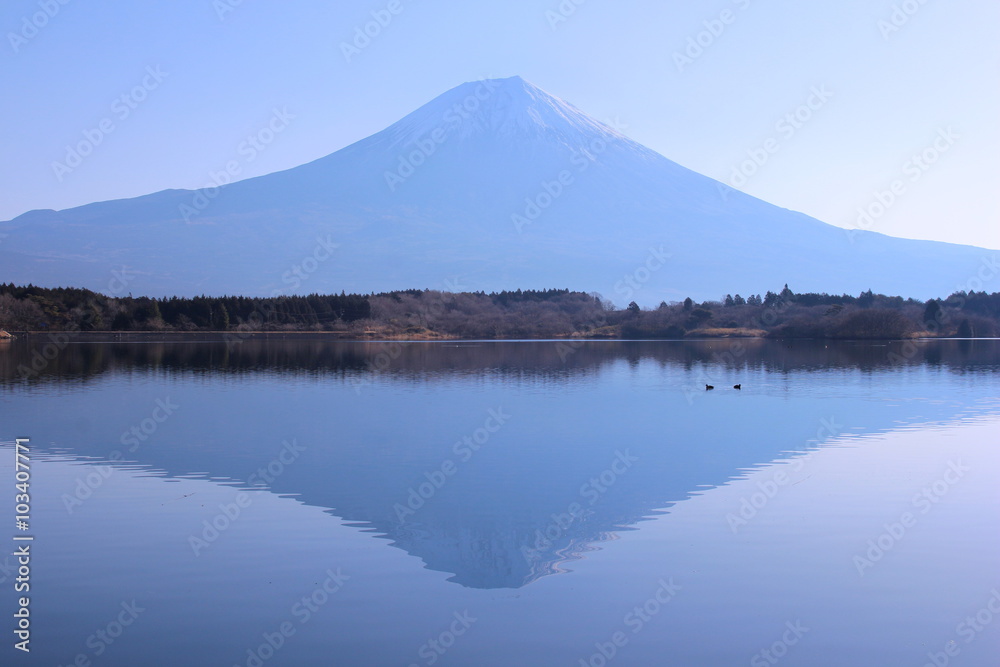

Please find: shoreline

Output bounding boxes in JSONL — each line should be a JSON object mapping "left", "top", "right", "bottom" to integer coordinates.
{"left": 1, "top": 330, "right": 978, "bottom": 343}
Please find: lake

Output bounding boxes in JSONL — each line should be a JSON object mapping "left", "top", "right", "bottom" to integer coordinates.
{"left": 1, "top": 338, "right": 998, "bottom": 666}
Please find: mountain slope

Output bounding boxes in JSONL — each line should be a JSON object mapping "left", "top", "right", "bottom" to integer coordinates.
{"left": 1, "top": 76, "right": 993, "bottom": 302}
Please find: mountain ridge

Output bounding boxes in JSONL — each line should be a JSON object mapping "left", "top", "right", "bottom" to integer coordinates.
{"left": 1, "top": 76, "right": 994, "bottom": 303}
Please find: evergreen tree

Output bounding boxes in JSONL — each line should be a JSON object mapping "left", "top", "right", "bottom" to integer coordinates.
{"left": 112, "top": 310, "right": 132, "bottom": 330}
{"left": 923, "top": 299, "right": 943, "bottom": 329}
{"left": 214, "top": 303, "right": 230, "bottom": 330}
{"left": 82, "top": 303, "right": 104, "bottom": 331}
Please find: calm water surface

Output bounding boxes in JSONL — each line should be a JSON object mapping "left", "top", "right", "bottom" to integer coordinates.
{"left": 1, "top": 339, "right": 998, "bottom": 666}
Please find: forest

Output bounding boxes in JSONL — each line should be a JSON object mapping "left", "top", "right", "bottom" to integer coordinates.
{"left": 1, "top": 283, "right": 998, "bottom": 340}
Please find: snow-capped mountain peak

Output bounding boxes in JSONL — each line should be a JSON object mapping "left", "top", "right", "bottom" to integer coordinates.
{"left": 0, "top": 77, "right": 992, "bottom": 301}
{"left": 378, "top": 75, "right": 631, "bottom": 150}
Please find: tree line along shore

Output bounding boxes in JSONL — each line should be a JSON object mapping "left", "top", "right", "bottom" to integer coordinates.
{"left": 0, "top": 283, "right": 998, "bottom": 340}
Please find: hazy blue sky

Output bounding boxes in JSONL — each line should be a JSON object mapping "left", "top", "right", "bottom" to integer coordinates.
{"left": 2, "top": 0, "right": 997, "bottom": 248}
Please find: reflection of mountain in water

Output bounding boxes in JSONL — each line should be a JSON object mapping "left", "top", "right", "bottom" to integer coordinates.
{"left": 5, "top": 339, "right": 999, "bottom": 588}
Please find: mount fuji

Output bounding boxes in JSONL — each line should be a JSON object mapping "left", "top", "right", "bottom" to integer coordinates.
{"left": 1, "top": 76, "right": 993, "bottom": 303}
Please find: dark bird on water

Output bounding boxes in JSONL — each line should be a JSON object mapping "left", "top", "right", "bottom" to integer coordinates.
{"left": 734, "top": 384, "right": 741, "bottom": 390}
{"left": 705, "top": 384, "right": 714, "bottom": 390}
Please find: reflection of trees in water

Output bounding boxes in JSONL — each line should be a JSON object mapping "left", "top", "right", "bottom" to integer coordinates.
{"left": 1, "top": 338, "right": 998, "bottom": 386}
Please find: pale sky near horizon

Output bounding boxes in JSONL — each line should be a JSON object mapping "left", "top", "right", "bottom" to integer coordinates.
{"left": 2, "top": 0, "right": 997, "bottom": 249}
